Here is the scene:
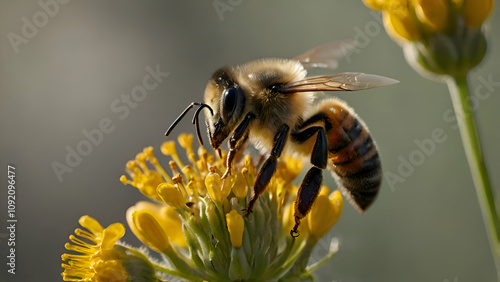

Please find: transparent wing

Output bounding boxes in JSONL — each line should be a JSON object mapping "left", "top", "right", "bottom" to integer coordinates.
{"left": 279, "top": 73, "right": 399, "bottom": 93}
{"left": 293, "top": 40, "right": 357, "bottom": 69}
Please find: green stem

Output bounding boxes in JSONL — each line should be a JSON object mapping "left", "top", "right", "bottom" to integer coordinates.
{"left": 151, "top": 262, "right": 204, "bottom": 282}
{"left": 447, "top": 75, "right": 500, "bottom": 277}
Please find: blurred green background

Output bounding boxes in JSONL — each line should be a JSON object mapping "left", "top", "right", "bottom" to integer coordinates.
{"left": 1, "top": 1, "right": 499, "bottom": 281}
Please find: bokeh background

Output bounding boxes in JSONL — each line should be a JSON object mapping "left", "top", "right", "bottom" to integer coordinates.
{"left": 1, "top": 1, "right": 499, "bottom": 281}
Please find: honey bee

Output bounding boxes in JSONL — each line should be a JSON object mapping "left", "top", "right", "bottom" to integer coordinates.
{"left": 166, "top": 41, "right": 398, "bottom": 236}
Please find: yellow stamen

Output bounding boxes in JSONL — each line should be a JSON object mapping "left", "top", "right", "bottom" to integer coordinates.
{"left": 120, "top": 175, "right": 128, "bottom": 185}
{"left": 126, "top": 160, "right": 137, "bottom": 171}
{"left": 144, "top": 146, "right": 173, "bottom": 184}
{"left": 161, "top": 141, "right": 184, "bottom": 168}
{"left": 122, "top": 154, "right": 165, "bottom": 201}
{"left": 178, "top": 133, "right": 195, "bottom": 160}
{"left": 172, "top": 174, "right": 189, "bottom": 199}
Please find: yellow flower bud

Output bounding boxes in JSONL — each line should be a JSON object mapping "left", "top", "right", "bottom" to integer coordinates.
{"left": 157, "top": 183, "right": 186, "bottom": 209}
{"left": 415, "top": 0, "right": 449, "bottom": 32}
{"left": 232, "top": 171, "right": 248, "bottom": 199}
{"left": 462, "top": 0, "right": 494, "bottom": 28}
{"left": 130, "top": 210, "right": 171, "bottom": 253}
{"left": 126, "top": 201, "right": 186, "bottom": 250}
{"left": 205, "top": 172, "right": 231, "bottom": 203}
{"left": 383, "top": 11, "right": 421, "bottom": 43}
{"left": 226, "top": 210, "right": 244, "bottom": 249}
{"left": 307, "top": 191, "right": 343, "bottom": 240}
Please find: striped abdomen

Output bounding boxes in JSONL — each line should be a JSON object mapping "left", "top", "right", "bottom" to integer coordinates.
{"left": 318, "top": 98, "right": 381, "bottom": 211}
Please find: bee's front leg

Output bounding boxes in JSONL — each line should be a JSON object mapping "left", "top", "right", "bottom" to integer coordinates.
{"left": 290, "top": 126, "right": 328, "bottom": 237}
{"left": 243, "top": 124, "right": 289, "bottom": 217}
{"left": 222, "top": 113, "right": 255, "bottom": 179}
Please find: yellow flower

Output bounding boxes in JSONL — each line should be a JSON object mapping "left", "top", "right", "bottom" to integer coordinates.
{"left": 307, "top": 191, "right": 343, "bottom": 241}
{"left": 226, "top": 210, "right": 244, "bottom": 249}
{"left": 66, "top": 134, "right": 345, "bottom": 281}
{"left": 62, "top": 216, "right": 126, "bottom": 281}
{"left": 61, "top": 216, "right": 159, "bottom": 281}
{"left": 364, "top": 0, "right": 491, "bottom": 76}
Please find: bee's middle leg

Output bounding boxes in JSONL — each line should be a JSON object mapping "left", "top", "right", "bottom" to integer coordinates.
{"left": 222, "top": 113, "right": 255, "bottom": 179}
{"left": 290, "top": 126, "right": 328, "bottom": 236}
{"left": 243, "top": 124, "right": 289, "bottom": 217}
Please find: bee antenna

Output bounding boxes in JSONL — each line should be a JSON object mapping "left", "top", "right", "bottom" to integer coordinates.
{"left": 191, "top": 103, "right": 214, "bottom": 146}
{"left": 165, "top": 102, "right": 201, "bottom": 137}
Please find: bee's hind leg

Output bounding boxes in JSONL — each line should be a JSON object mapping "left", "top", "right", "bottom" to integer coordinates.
{"left": 243, "top": 124, "right": 289, "bottom": 217}
{"left": 290, "top": 126, "right": 328, "bottom": 237}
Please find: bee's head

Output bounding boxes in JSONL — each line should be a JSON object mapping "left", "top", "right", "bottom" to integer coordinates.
{"left": 204, "top": 67, "right": 246, "bottom": 150}
{"left": 164, "top": 67, "right": 246, "bottom": 150}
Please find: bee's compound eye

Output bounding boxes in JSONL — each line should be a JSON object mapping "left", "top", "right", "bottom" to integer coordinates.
{"left": 221, "top": 86, "right": 240, "bottom": 123}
